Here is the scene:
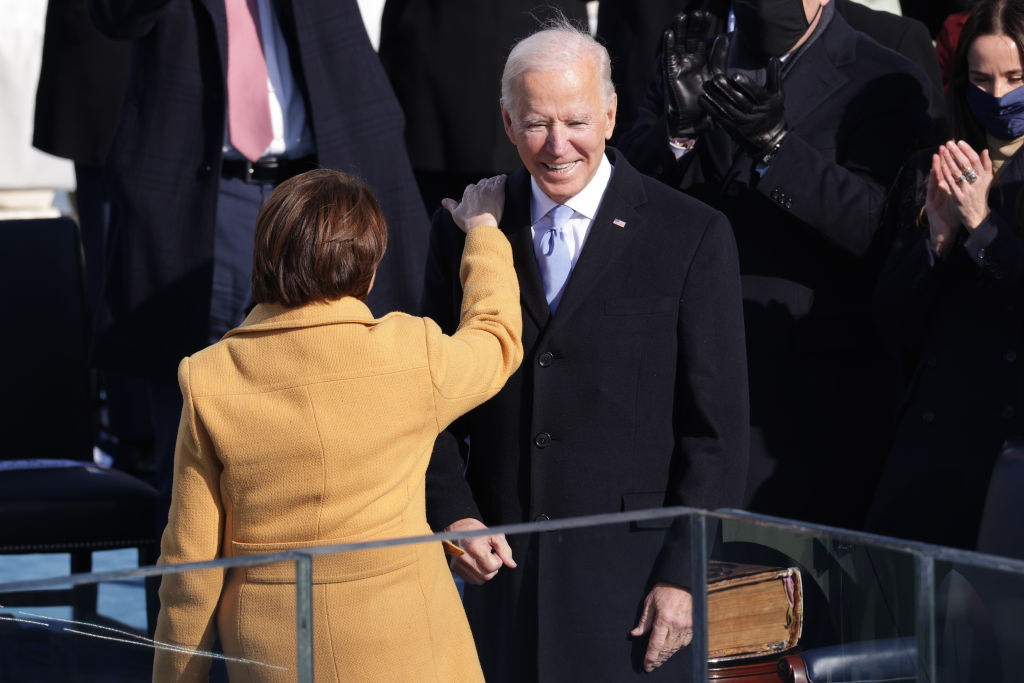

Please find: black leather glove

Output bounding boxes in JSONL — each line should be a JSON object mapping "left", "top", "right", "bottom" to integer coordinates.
{"left": 662, "top": 11, "right": 716, "bottom": 137}
{"left": 699, "top": 34, "right": 788, "bottom": 163}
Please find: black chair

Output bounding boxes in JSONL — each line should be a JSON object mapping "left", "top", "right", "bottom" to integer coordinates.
{"left": 776, "top": 637, "right": 917, "bottom": 683}
{"left": 0, "top": 217, "right": 158, "bottom": 632}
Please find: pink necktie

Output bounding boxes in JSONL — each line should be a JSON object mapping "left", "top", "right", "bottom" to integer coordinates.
{"left": 225, "top": 0, "right": 273, "bottom": 162}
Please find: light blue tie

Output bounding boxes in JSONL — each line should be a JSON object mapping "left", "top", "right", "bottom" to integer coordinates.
{"left": 538, "top": 204, "right": 573, "bottom": 312}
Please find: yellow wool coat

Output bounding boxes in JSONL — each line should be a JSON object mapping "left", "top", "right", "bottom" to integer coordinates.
{"left": 152, "top": 226, "right": 522, "bottom": 682}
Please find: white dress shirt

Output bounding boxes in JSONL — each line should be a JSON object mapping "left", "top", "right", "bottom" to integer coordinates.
{"left": 530, "top": 154, "right": 614, "bottom": 273}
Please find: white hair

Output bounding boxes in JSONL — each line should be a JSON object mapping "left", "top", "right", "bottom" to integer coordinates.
{"left": 500, "top": 18, "right": 615, "bottom": 117}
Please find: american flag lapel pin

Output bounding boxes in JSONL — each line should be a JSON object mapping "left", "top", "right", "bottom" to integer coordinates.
{"left": 612, "top": 218, "right": 627, "bottom": 228}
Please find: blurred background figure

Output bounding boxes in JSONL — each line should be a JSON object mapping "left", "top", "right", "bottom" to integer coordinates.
{"left": 901, "top": 0, "right": 974, "bottom": 36}
{"left": 153, "top": 169, "right": 522, "bottom": 681}
{"left": 32, "top": 0, "right": 153, "bottom": 477}
{"left": 936, "top": 3, "right": 977, "bottom": 94}
{"left": 378, "top": 0, "right": 590, "bottom": 216}
{"left": 868, "top": 0, "right": 1024, "bottom": 551}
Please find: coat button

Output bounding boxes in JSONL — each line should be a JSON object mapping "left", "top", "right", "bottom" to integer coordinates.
{"left": 978, "top": 247, "right": 986, "bottom": 261}
{"left": 922, "top": 410, "right": 935, "bottom": 424}
{"left": 534, "top": 513, "right": 550, "bottom": 521}
{"left": 1006, "top": 351, "right": 1017, "bottom": 363}
{"left": 534, "top": 432, "right": 551, "bottom": 448}
{"left": 770, "top": 188, "right": 780, "bottom": 200}
{"left": 538, "top": 351, "right": 554, "bottom": 367}
{"left": 1002, "top": 405, "right": 1016, "bottom": 419}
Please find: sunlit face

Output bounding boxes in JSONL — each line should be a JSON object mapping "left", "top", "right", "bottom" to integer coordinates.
{"left": 968, "top": 33, "right": 1024, "bottom": 98}
{"left": 501, "top": 62, "right": 616, "bottom": 204}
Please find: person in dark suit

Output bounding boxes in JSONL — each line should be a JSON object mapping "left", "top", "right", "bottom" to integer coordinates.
{"left": 619, "top": 0, "right": 938, "bottom": 530}
{"left": 32, "top": 0, "right": 155, "bottom": 476}
{"left": 377, "top": 0, "right": 589, "bottom": 215}
{"left": 868, "top": 0, "right": 1024, "bottom": 550}
{"left": 422, "top": 20, "right": 749, "bottom": 681}
{"left": 87, "top": 0, "right": 430, "bottom": 539}
{"left": 598, "top": 0, "right": 947, "bottom": 147}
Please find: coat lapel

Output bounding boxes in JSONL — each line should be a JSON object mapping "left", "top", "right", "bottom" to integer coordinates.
{"left": 503, "top": 150, "right": 647, "bottom": 330}
{"left": 551, "top": 159, "right": 643, "bottom": 324}
{"left": 782, "top": 16, "right": 852, "bottom": 131}
{"left": 503, "top": 168, "right": 551, "bottom": 329}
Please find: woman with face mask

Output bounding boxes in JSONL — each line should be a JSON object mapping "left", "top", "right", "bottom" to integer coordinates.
{"left": 866, "top": 0, "right": 1024, "bottom": 551}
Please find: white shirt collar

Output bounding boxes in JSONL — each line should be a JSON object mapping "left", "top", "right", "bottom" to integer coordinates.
{"left": 530, "top": 153, "right": 613, "bottom": 225}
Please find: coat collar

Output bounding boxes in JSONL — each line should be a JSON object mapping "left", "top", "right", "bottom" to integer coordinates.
{"left": 504, "top": 148, "right": 647, "bottom": 329}
{"left": 222, "top": 297, "right": 376, "bottom": 338}
{"left": 780, "top": 11, "right": 855, "bottom": 131}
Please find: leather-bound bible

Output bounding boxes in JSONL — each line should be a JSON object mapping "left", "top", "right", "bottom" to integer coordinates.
{"left": 706, "top": 561, "right": 803, "bottom": 663}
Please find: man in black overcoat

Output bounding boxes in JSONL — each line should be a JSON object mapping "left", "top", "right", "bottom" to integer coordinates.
{"left": 619, "top": 0, "right": 939, "bottom": 529}
{"left": 422, "top": 20, "right": 749, "bottom": 682}
{"left": 598, "top": 0, "right": 947, "bottom": 146}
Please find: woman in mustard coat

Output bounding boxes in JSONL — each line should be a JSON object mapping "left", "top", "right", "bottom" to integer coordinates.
{"left": 152, "top": 169, "right": 522, "bottom": 682}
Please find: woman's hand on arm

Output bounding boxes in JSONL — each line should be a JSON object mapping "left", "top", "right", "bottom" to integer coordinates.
{"left": 441, "top": 175, "right": 506, "bottom": 234}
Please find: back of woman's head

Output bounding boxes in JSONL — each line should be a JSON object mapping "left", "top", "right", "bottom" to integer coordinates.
{"left": 951, "top": 0, "right": 1024, "bottom": 144}
{"left": 251, "top": 169, "right": 388, "bottom": 306}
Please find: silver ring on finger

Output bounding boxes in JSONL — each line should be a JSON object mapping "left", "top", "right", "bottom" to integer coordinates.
{"left": 955, "top": 173, "right": 966, "bottom": 185}
{"left": 964, "top": 167, "right": 979, "bottom": 183}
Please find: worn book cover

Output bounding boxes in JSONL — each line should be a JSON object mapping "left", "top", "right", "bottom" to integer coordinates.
{"left": 706, "top": 561, "right": 803, "bottom": 662}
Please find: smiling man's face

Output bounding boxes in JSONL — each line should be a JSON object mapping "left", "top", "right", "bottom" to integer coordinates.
{"left": 501, "top": 61, "right": 616, "bottom": 204}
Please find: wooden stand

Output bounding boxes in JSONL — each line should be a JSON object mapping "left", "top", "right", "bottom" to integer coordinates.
{"left": 708, "top": 651, "right": 796, "bottom": 683}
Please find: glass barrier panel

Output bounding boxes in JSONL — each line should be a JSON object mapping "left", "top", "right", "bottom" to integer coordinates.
{"left": 3, "top": 508, "right": 1024, "bottom": 682}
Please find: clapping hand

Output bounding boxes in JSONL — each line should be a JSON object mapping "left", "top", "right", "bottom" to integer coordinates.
{"left": 662, "top": 11, "right": 716, "bottom": 137}
{"left": 937, "top": 139, "right": 994, "bottom": 231}
{"left": 700, "top": 34, "right": 788, "bottom": 162}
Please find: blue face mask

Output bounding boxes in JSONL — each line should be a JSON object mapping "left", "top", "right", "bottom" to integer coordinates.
{"left": 967, "top": 82, "right": 1024, "bottom": 140}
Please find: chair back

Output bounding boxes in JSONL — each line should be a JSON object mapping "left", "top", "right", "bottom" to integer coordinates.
{"left": 0, "top": 217, "right": 94, "bottom": 461}
{"left": 976, "top": 436, "right": 1024, "bottom": 559}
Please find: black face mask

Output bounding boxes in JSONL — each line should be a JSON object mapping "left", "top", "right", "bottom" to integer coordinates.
{"left": 732, "top": 0, "right": 811, "bottom": 60}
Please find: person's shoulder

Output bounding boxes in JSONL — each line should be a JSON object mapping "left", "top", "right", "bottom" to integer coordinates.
{"left": 835, "top": 10, "right": 928, "bottom": 77}
{"left": 612, "top": 153, "right": 722, "bottom": 219}
{"left": 615, "top": 162, "right": 731, "bottom": 241}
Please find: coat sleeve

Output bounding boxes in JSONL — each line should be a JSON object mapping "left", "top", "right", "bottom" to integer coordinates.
{"left": 152, "top": 357, "right": 226, "bottom": 683}
{"left": 422, "top": 221, "right": 523, "bottom": 530}
{"left": 424, "top": 225, "right": 523, "bottom": 430}
{"left": 753, "top": 65, "right": 937, "bottom": 257}
{"left": 669, "top": 210, "right": 750, "bottom": 514}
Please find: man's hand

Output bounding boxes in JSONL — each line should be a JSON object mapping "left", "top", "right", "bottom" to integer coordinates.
{"left": 662, "top": 11, "right": 716, "bottom": 138}
{"left": 629, "top": 582, "right": 694, "bottom": 673}
{"left": 700, "top": 34, "right": 787, "bottom": 162}
{"left": 444, "top": 517, "right": 516, "bottom": 584}
{"left": 441, "top": 174, "right": 506, "bottom": 234}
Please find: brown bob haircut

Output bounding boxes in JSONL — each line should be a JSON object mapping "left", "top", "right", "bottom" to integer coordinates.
{"left": 251, "top": 169, "right": 388, "bottom": 306}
